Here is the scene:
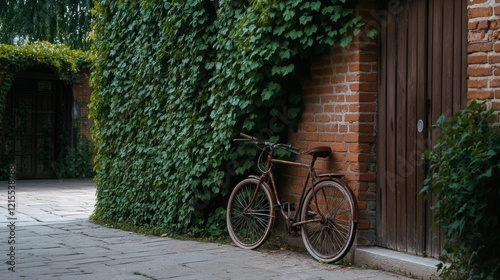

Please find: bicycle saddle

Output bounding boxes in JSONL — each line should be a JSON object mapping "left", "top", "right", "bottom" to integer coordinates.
{"left": 306, "top": 146, "right": 332, "bottom": 158}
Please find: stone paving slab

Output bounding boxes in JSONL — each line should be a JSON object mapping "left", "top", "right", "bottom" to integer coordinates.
{"left": 0, "top": 180, "right": 413, "bottom": 280}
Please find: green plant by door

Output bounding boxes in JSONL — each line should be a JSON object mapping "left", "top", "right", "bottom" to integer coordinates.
{"left": 423, "top": 101, "right": 500, "bottom": 280}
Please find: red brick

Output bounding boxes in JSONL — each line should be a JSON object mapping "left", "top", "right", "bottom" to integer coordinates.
{"left": 468, "top": 42, "right": 493, "bottom": 52}
{"left": 349, "top": 83, "right": 378, "bottom": 92}
{"left": 490, "top": 20, "right": 500, "bottom": 29}
{"left": 331, "top": 143, "right": 348, "bottom": 152}
{"left": 467, "top": 90, "right": 494, "bottom": 99}
{"left": 489, "top": 54, "right": 500, "bottom": 64}
{"left": 318, "top": 133, "right": 342, "bottom": 142}
{"left": 349, "top": 63, "right": 373, "bottom": 72}
{"left": 349, "top": 53, "right": 377, "bottom": 63}
{"left": 490, "top": 78, "right": 500, "bottom": 88}
{"left": 318, "top": 85, "right": 334, "bottom": 94}
{"left": 334, "top": 104, "right": 348, "bottom": 113}
{"left": 301, "top": 124, "right": 317, "bottom": 132}
{"left": 334, "top": 84, "right": 348, "bottom": 92}
{"left": 469, "top": 30, "right": 486, "bottom": 42}
{"left": 314, "top": 114, "right": 330, "bottom": 122}
{"left": 331, "top": 75, "right": 346, "bottom": 84}
{"left": 356, "top": 192, "right": 376, "bottom": 203}
{"left": 346, "top": 93, "right": 377, "bottom": 102}
{"left": 336, "top": 65, "right": 348, "bottom": 73}
{"left": 478, "top": 20, "right": 490, "bottom": 30}
{"left": 349, "top": 124, "right": 374, "bottom": 133}
{"left": 320, "top": 95, "right": 336, "bottom": 103}
{"left": 357, "top": 220, "right": 371, "bottom": 230}
{"left": 349, "top": 144, "right": 372, "bottom": 153}
{"left": 347, "top": 73, "right": 377, "bottom": 83}
{"left": 468, "top": 7, "right": 493, "bottom": 19}
{"left": 344, "top": 133, "right": 376, "bottom": 143}
{"left": 298, "top": 133, "right": 319, "bottom": 141}
{"left": 300, "top": 113, "right": 314, "bottom": 122}
{"left": 344, "top": 113, "right": 375, "bottom": 122}
{"left": 492, "top": 101, "right": 500, "bottom": 110}
{"left": 333, "top": 95, "right": 345, "bottom": 102}
{"left": 330, "top": 163, "right": 347, "bottom": 172}
{"left": 468, "top": 79, "right": 488, "bottom": 88}
{"left": 467, "top": 66, "right": 493, "bottom": 77}
{"left": 468, "top": 53, "right": 488, "bottom": 64}
{"left": 357, "top": 201, "right": 367, "bottom": 210}
{"left": 469, "top": 21, "right": 479, "bottom": 30}
{"left": 350, "top": 163, "right": 370, "bottom": 172}
{"left": 359, "top": 103, "right": 377, "bottom": 113}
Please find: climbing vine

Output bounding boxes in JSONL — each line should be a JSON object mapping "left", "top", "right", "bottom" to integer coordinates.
{"left": 90, "top": 0, "right": 363, "bottom": 237}
{"left": 0, "top": 41, "right": 91, "bottom": 179}
{"left": 0, "top": 41, "right": 91, "bottom": 124}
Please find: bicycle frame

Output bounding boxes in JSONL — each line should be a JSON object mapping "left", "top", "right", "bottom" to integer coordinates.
{"left": 229, "top": 134, "right": 359, "bottom": 263}
{"left": 249, "top": 146, "right": 346, "bottom": 228}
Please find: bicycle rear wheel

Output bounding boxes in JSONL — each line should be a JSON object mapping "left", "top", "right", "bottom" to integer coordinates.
{"left": 226, "top": 178, "right": 275, "bottom": 250}
{"left": 300, "top": 179, "right": 357, "bottom": 263}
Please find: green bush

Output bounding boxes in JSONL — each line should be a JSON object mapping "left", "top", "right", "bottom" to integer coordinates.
{"left": 56, "top": 123, "right": 95, "bottom": 179}
{"left": 90, "top": 0, "right": 363, "bottom": 237}
{"left": 422, "top": 101, "right": 500, "bottom": 280}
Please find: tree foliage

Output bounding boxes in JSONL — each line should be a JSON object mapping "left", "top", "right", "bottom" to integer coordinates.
{"left": 0, "top": 0, "right": 93, "bottom": 50}
{"left": 90, "top": 0, "right": 362, "bottom": 237}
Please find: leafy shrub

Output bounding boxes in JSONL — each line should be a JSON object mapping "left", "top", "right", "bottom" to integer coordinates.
{"left": 56, "top": 123, "right": 95, "bottom": 179}
{"left": 422, "top": 101, "right": 500, "bottom": 280}
{"left": 90, "top": 0, "right": 363, "bottom": 237}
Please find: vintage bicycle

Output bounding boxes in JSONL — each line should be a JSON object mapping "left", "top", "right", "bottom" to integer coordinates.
{"left": 226, "top": 133, "right": 358, "bottom": 263}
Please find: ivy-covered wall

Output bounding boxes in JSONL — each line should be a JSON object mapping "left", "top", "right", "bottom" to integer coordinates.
{"left": 0, "top": 42, "right": 93, "bottom": 179}
{"left": 0, "top": 42, "right": 91, "bottom": 123}
{"left": 90, "top": 0, "right": 364, "bottom": 236}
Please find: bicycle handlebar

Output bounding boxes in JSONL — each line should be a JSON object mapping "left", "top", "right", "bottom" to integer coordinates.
{"left": 235, "top": 133, "right": 301, "bottom": 155}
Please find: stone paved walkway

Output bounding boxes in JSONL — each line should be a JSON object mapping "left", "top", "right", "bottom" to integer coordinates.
{"left": 0, "top": 180, "right": 413, "bottom": 279}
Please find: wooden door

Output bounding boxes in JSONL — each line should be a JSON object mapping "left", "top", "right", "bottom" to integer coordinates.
{"left": 377, "top": 0, "right": 466, "bottom": 257}
{"left": 4, "top": 78, "right": 56, "bottom": 178}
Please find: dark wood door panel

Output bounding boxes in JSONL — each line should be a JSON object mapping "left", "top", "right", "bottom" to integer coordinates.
{"left": 377, "top": 0, "right": 466, "bottom": 257}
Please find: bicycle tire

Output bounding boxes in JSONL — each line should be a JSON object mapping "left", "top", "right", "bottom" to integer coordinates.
{"left": 226, "top": 177, "right": 275, "bottom": 250}
{"left": 300, "top": 179, "right": 357, "bottom": 263}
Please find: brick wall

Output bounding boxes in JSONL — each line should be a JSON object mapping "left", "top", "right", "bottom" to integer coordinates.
{"left": 72, "top": 69, "right": 93, "bottom": 139}
{"left": 283, "top": 0, "right": 378, "bottom": 246}
{"left": 468, "top": 0, "right": 500, "bottom": 125}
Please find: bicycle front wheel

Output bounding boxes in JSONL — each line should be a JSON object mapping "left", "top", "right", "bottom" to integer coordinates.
{"left": 226, "top": 178, "right": 275, "bottom": 250}
{"left": 300, "top": 179, "right": 357, "bottom": 263}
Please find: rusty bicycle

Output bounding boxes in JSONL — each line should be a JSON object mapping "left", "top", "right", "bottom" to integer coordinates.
{"left": 226, "top": 133, "right": 358, "bottom": 263}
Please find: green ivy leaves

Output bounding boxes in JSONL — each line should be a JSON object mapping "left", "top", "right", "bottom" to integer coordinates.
{"left": 422, "top": 101, "right": 500, "bottom": 279}
{"left": 0, "top": 41, "right": 90, "bottom": 126}
{"left": 90, "top": 0, "right": 361, "bottom": 237}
